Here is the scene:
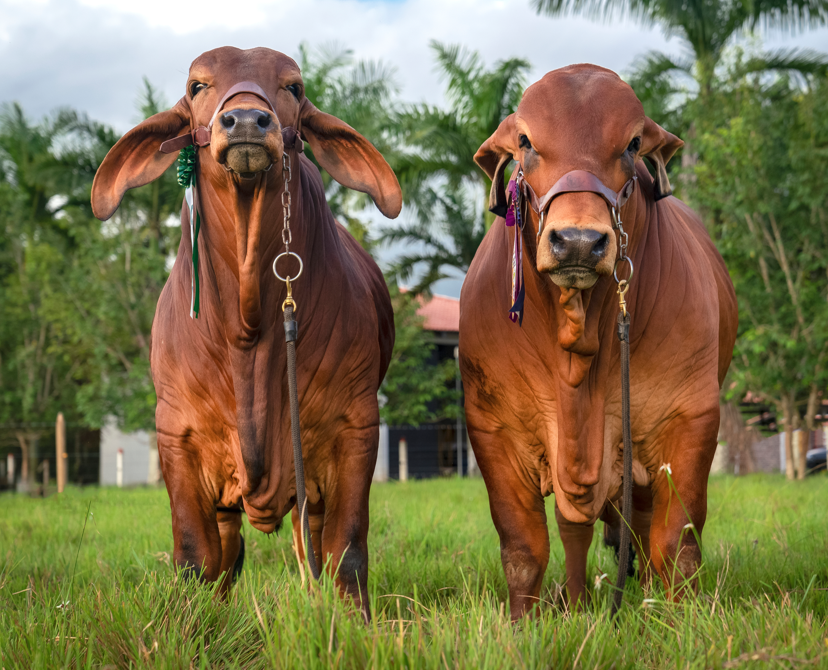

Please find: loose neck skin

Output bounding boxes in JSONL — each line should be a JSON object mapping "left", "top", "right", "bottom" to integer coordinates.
{"left": 185, "top": 147, "right": 337, "bottom": 509}
{"left": 516, "top": 181, "right": 648, "bottom": 506}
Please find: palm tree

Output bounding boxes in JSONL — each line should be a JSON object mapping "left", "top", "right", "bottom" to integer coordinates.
{"left": 381, "top": 186, "right": 486, "bottom": 295}
{"left": 379, "top": 42, "right": 528, "bottom": 293}
{"left": 533, "top": 0, "right": 828, "bottom": 113}
{"left": 297, "top": 42, "right": 400, "bottom": 249}
{"left": 394, "top": 42, "right": 529, "bottom": 219}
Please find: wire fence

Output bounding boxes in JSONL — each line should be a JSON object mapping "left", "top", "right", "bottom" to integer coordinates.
{"left": 0, "top": 423, "right": 100, "bottom": 494}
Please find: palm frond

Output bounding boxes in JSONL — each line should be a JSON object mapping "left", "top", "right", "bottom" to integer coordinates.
{"left": 429, "top": 41, "right": 482, "bottom": 109}
{"left": 740, "top": 47, "right": 828, "bottom": 79}
{"left": 748, "top": 0, "right": 828, "bottom": 32}
{"left": 532, "top": 0, "right": 662, "bottom": 26}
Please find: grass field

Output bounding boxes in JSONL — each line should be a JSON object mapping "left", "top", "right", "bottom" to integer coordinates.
{"left": 1, "top": 475, "right": 827, "bottom": 669}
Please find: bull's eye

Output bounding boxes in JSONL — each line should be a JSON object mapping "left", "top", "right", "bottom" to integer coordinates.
{"left": 627, "top": 136, "right": 641, "bottom": 154}
{"left": 286, "top": 83, "right": 301, "bottom": 100}
{"left": 189, "top": 82, "right": 207, "bottom": 98}
{"left": 519, "top": 134, "right": 532, "bottom": 150}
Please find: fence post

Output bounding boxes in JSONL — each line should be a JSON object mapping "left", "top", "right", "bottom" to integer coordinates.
{"left": 116, "top": 448, "right": 124, "bottom": 488}
{"left": 42, "top": 459, "right": 49, "bottom": 496}
{"left": 399, "top": 437, "right": 408, "bottom": 483}
{"left": 6, "top": 453, "right": 13, "bottom": 486}
{"left": 374, "top": 423, "right": 389, "bottom": 482}
{"left": 56, "top": 412, "right": 67, "bottom": 493}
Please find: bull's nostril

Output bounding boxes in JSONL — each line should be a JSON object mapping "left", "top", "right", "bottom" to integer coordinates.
{"left": 550, "top": 229, "right": 567, "bottom": 258}
{"left": 221, "top": 113, "right": 236, "bottom": 129}
{"left": 257, "top": 113, "right": 271, "bottom": 129}
{"left": 592, "top": 233, "right": 609, "bottom": 257}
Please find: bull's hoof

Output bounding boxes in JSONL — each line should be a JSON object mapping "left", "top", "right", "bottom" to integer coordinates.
{"left": 233, "top": 534, "right": 246, "bottom": 581}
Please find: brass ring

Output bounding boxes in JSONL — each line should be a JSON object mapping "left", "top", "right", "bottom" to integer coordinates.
{"left": 613, "top": 256, "right": 634, "bottom": 284}
{"left": 272, "top": 252, "right": 303, "bottom": 282}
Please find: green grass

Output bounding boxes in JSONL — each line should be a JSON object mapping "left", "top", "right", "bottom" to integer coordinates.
{"left": 1, "top": 475, "right": 826, "bottom": 669}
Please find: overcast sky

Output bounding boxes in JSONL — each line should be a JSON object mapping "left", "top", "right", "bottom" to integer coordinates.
{"left": 2, "top": 0, "right": 825, "bottom": 295}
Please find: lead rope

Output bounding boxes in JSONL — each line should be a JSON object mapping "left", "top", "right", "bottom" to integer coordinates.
{"left": 273, "top": 151, "right": 320, "bottom": 581}
{"left": 611, "top": 208, "right": 634, "bottom": 618}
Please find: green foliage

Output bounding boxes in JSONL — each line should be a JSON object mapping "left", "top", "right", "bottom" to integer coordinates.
{"left": 380, "top": 285, "right": 461, "bottom": 426}
{"left": 298, "top": 42, "right": 399, "bottom": 251}
{"left": 0, "top": 84, "right": 181, "bottom": 433}
{"left": 0, "top": 103, "right": 100, "bottom": 427}
{"left": 394, "top": 42, "right": 528, "bottom": 207}
{"left": 690, "top": 70, "right": 828, "bottom": 420}
{"left": 1, "top": 476, "right": 827, "bottom": 667}
{"left": 537, "top": 0, "right": 828, "bottom": 102}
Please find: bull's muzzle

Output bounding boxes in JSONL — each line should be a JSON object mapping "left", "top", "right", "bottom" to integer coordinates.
{"left": 546, "top": 226, "right": 611, "bottom": 290}
{"left": 219, "top": 107, "right": 278, "bottom": 177}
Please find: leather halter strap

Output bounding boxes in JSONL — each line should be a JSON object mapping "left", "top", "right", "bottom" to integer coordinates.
{"left": 160, "top": 81, "right": 278, "bottom": 154}
{"left": 520, "top": 169, "right": 636, "bottom": 214}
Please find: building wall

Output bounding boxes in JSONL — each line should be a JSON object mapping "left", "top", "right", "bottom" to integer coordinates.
{"left": 99, "top": 417, "right": 158, "bottom": 486}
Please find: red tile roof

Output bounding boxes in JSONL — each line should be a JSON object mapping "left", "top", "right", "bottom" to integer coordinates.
{"left": 416, "top": 293, "right": 459, "bottom": 332}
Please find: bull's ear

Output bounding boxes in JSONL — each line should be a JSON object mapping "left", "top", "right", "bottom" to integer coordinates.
{"left": 641, "top": 117, "right": 683, "bottom": 201}
{"left": 474, "top": 114, "right": 517, "bottom": 217}
{"left": 298, "top": 98, "right": 402, "bottom": 219}
{"left": 91, "top": 97, "right": 191, "bottom": 221}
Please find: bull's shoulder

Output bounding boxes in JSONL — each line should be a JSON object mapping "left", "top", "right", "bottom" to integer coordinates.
{"left": 460, "top": 219, "right": 511, "bottom": 322}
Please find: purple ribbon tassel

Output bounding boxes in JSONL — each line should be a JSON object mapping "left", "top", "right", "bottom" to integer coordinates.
{"left": 506, "top": 180, "right": 524, "bottom": 325}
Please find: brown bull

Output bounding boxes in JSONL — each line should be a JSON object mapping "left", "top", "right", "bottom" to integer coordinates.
{"left": 91, "top": 47, "right": 401, "bottom": 618}
{"left": 459, "top": 64, "right": 737, "bottom": 619}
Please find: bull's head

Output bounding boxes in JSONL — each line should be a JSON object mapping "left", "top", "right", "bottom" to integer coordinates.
{"left": 475, "top": 64, "right": 682, "bottom": 291}
{"left": 91, "top": 47, "right": 402, "bottom": 221}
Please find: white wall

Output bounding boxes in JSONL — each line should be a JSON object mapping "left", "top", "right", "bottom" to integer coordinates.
{"left": 99, "top": 416, "right": 158, "bottom": 486}
{"left": 373, "top": 423, "right": 389, "bottom": 483}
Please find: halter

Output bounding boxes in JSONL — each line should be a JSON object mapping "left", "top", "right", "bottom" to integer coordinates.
{"left": 159, "top": 81, "right": 278, "bottom": 153}
{"left": 503, "top": 166, "right": 637, "bottom": 325}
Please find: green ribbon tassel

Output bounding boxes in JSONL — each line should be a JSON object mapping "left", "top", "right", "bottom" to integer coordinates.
{"left": 178, "top": 146, "right": 200, "bottom": 318}
{"left": 192, "top": 209, "right": 200, "bottom": 318}
{"left": 177, "top": 145, "right": 196, "bottom": 187}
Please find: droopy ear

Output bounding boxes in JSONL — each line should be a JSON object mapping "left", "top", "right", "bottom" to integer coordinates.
{"left": 641, "top": 117, "right": 683, "bottom": 201}
{"left": 298, "top": 98, "right": 402, "bottom": 219}
{"left": 91, "top": 97, "right": 191, "bottom": 221}
{"left": 474, "top": 114, "right": 518, "bottom": 217}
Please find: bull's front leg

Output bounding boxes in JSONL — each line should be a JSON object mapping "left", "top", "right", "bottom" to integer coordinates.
{"left": 158, "top": 434, "right": 223, "bottom": 584}
{"left": 318, "top": 428, "right": 376, "bottom": 622}
{"left": 472, "top": 428, "right": 550, "bottom": 621}
{"left": 648, "top": 413, "right": 718, "bottom": 599}
{"left": 554, "top": 503, "right": 594, "bottom": 609}
{"left": 158, "top": 427, "right": 245, "bottom": 597}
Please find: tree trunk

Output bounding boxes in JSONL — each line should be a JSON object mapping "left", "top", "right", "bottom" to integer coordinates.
{"left": 15, "top": 431, "right": 30, "bottom": 483}
{"left": 15, "top": 430, "right": 41, "bottom": 490}
{"left": 781, "top": 395, "right": 795, "bottom": 481}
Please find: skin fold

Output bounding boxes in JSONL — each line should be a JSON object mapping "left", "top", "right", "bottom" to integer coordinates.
{"left": 91, "top": 47, "right": 401, "bottom": 619}
{"left": 460, "top": 65, "right": 737, "bottom": 620}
